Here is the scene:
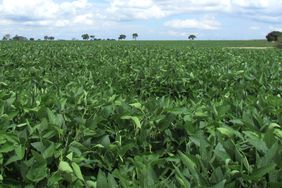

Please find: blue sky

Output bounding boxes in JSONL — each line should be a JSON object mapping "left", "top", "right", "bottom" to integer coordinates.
{"left": 0, "top": 0, "right": 282, "bottom": 40}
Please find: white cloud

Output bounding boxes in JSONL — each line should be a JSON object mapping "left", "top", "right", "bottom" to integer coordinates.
{"left": 106, "top": 0, "right": 282, "bottom": 23}
{"left": 269, "top": 26, "right": 282, "bottom": 31}
{"left": 0, "top": 0, "right": 59, "bottom": 19}
{"left": 73, "top": 13, "right": 95, "bottom": 25}
{"left": 1, "top": 0, "right": 282, "bottom": 27}
{"left": 166, "top": 30, "right": 189, "bottom": 37}
{"left": 1, "top": 0, "right": 282, "bottom": 40}
{"left": 164, "top": 18, "right": 221, "bottom": 30}
{"left": 60, "top": 0, "right": 89, "bottom": 11}
{"left": 232, "top": 0, "right": 269, "bottom": 8}
{"left": 250, "top": 14, "right": 282, "bottom": 23}
{"left": 107, "top": 0, "right": 166, "bottom": 20}
{"left": 0, "top": 0, "right": 96, "bottom": 27}
{"left": 155, "top": 0, "right": 232, "bottom": 14}
{"left": 0, "top": 19, "right": 12, "bottom": 25}
{"left": 106, "top": 0, "right": 230, "bottom": 20}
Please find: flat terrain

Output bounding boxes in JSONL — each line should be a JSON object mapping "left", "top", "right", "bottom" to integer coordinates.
{"left": 0, "top": 41, "right": 281, "bottom": 187}
{"left": 226, "top": 47, "right": 273, "bottom": 49}
{"left": 111, "top": 40, "right": 273, "bottom": 48}
{"left": 73, "top": 40, "right": 272, "bottom": 48}
{"left": 1, "top": 39, "right": 273, "bottom": 48}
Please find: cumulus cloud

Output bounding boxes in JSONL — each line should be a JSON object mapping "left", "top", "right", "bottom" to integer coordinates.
{"left": 269, "top": 26, "right": 282, "bottom": 31}
{"left": 107, "top": 0, "right": 166, "bottom": 20}
{"left": 106, "top": 0, "right": 282, "bottom": 23}
{"left": 164, "top": 18, "right": 221, "bottom": 30}
{"left": 0, "top": 18, "right": 12, "bottom": 25}
{"left": 0, "top": 0, "right": 282, "bottom": 39}
{"left": 1, "top": 0, "right": 282, "bottom": 27}
{"left": 0, "top": 0, "right": 95, "bottom": 27}
{"left": 106, "top": 0, "right": 231, "bottom": 20}
{"left": 232, "top": 0, "right": 269, "bottom": 8}
{"left": 0, "top": 0, "right": 59, "bottom": 19}
{"left": 231, "top": 0, "right": 282, "bottom": 23}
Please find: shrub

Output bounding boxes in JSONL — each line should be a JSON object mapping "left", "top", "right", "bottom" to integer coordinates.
{"left": 276, "top": 42, "right": 282, "bottom": 49}
{"left": 275, "top": 37, "right": 282, "bottom": 49}
{"left": 266, "top": 31, "right": 282, "bottom": 42}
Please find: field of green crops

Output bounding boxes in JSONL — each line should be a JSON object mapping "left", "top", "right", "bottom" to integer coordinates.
{"left": 99, "top": 40, "right": 273, "bottom": 48}
{"left": 0, "top": 41, "right": 282, "bottom": 187}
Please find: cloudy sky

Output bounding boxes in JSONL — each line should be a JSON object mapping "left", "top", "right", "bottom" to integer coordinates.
{"left": 0, "top": 0, "right": 282, "bottom": 40}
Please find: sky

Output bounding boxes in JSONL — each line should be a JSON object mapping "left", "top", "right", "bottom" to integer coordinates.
{"left": 0, "top": 0, "right": 282, "bottom": 40}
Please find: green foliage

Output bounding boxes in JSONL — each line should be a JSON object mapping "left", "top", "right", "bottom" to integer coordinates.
{"left": 275, "top": 37, "right": 282, "bottom": 49}
{"left": 266, "top": 31, "right": 282, "bottom": 42}
{"left": 0, "top": 41, "right": 282, "bottom": 187}
{"left": 82, "top": 34, "right": 90, "bottom": 40}
{"left": 188, "top": 34, "right": 196, "bottom": 40}
{"left": 132, "top": 33, "right": 138, "bottom": 40}
{"left": 118, "top": 34, "right": 126, "bottom": 40}
{"left": 78, "top": 40, "right": 273, "bottom": 48}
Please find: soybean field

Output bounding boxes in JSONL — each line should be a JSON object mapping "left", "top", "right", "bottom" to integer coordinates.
{"left": 0, "top": 41, "right": 282, "bottom": 187}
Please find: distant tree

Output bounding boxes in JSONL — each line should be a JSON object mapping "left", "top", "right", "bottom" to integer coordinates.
{"left": 188, "top": 34, "right": 196, "bottom": 40}
{"left": 13, "top": 35, "right": 27, "bottom": 41}
{"left": 118, "top": 34, "right": 126, "bottom": 40}
{"left": 2, "top": 34, "right": 11, "bottom": 41}
{"left": 30, "top": 38, "right": 35, "bottom": 41}
{"left": 81, "top": 34, "right": 90, "bottom": 40}
{"left": 266, "top": 31, "right": 282, "bottom": 42}
{"left": 90, "top": 35, "right": 95, "bottom": 40}
{"left": 43, "top": 36, "right": 55, "bottom": 40}
{"left": 132, "top": 33, "right": 138, "bottom": 40}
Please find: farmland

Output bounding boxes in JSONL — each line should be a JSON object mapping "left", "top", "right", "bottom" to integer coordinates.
{"left": 96, "top": 40, "right": 273, "bottom": 48}
{"left": 0, "top": 41, "right": 282, "bottom": 187}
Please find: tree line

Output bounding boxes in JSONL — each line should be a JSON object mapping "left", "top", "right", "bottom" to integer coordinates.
{"left": 2, "top": 34, "right": 56, "bottom": 41}
{"left": 3, "top": 31, "right": 281, "bottom": 43}
{"left": 2, "top": 33, "right": 197, "bottom": 41}
{"left": 1, "top": 33, "right": 141, "bottom": 41}
{"left": 80, "top": 33, "right": 139, "bottom": 41}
